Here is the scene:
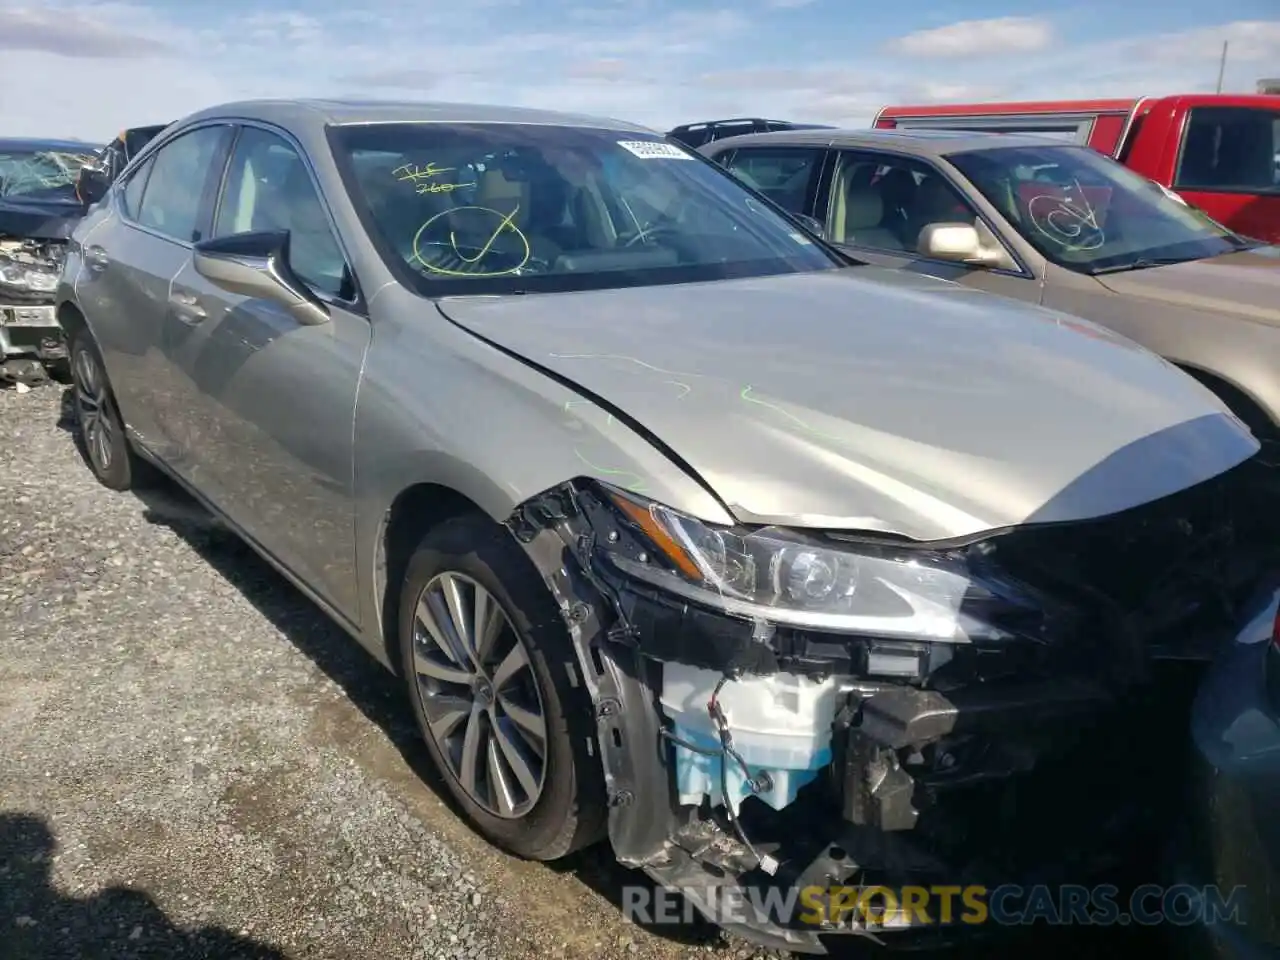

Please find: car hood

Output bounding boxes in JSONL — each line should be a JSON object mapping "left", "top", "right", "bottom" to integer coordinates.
{"left": 439, "top": 267, "right": 1258, "bottom": 541}
{"left": 0, "top": 196, "right": 86, "bottom": 241}
{"left": 1095, "top": 247, "right": 1280, "bottom": 325}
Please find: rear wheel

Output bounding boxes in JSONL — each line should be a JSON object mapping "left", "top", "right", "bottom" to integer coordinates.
{"left": 69, "top": 328, "right": 156, "bottom": 491}
{"left": 398, "top": 513, "right": 606, "bottom": 860}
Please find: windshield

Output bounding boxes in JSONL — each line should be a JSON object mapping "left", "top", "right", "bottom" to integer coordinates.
{"left": 329, "top": 122, "right": 842, "bottom": 297}
{"left": 0, "top": 147, "right": 98, "bottom": 202}
{"left": 946, "top": 144, "right": 1249, "bottom": 274}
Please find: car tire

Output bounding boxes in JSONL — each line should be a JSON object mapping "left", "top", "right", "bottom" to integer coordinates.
{"left": 398, "top": 513, "right": 607, "bottom": 861}
{"left": 69, "top": 327, "right": 156, "bottom": 492}
{"left": 46, "top": 357, "right": 72, "bottom": 384}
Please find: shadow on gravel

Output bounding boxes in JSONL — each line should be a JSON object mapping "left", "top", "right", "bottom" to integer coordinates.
{"left": 0, "top": 812, "right": 285, "bottom": 960}
{"left": 117, "top": 467, "right": 722, "bottom": 951}
{"left": 55, "top": 386, "right": 75, "bottom": 426}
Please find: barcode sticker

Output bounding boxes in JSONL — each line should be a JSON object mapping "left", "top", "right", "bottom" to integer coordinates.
{"left": 616, "top": 140, "right": 694, "bottom": 160}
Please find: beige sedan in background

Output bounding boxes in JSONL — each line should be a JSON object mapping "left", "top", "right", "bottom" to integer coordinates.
{"left": 701, "top": 129, "right": 1280, "bottom": 452}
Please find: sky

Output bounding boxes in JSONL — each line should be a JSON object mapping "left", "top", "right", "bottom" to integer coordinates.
{"left": 1, "top": 0, "right": 1278, "bottom": 143}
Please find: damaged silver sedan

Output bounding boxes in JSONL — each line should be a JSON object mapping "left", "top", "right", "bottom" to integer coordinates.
{"left": 55, "top": 99, "right": 1278, "bottom": 953}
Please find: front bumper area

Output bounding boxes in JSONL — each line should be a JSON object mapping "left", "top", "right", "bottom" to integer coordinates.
{"left": 1, "top": 303, "right": 65, "bottom": 378}
{"left": 1, "top": 233, "right": 70, "bottom": 377}
{"left": 506, "top": 471, "right": 1280, "bottom": 953}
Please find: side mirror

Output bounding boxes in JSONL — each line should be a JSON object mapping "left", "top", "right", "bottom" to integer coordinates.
{"left": 192, "top": 230, "right": 329, "bottom": 326}
{"left": 918, "top": 222, "right": 1004, "bottom": 268}
{"left": 77, "top": 163, "right": 110, "bottom": 206}
{"left": 791, "top": 213, "right": 826, "bottom": 238}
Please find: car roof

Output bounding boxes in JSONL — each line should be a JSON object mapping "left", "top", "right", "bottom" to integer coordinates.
{"left": 177, "top": 98, "right": 658, "bottom": 135}
{"left": 701, "top": 127, "right": 1082, "bottom": 156}
{"left": 0, "top": 137, "right": 101, "bottom": 153}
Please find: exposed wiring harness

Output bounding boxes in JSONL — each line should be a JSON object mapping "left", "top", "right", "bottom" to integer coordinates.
{"left": 665, "top": 677, "right": 892, "bottom": 943}
{"left": 660, "top": 673, "right": 779, "bottom": 876}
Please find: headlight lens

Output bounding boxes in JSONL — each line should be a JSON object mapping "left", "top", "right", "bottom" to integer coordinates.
{"left": 601, "top": 487, "right": 1024, "bottom": 642}
{"left": 0, "top": 260, "right": 57, "bottom": 293}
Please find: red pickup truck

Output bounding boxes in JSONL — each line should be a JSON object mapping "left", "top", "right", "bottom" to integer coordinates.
{"left": 874, "top": 94, "right": 1280, "bottom": 242}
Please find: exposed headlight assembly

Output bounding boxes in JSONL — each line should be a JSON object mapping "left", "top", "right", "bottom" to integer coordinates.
{"left": 0, "top": 259, "right": 58, "bottom": 294}
{"left": 598, "top": 486, "right": 1035, "bottom": 643}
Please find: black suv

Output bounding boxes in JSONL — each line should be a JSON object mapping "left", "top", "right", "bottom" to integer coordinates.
{"left": 666, "top": 117, "right": 832, "bottom": 149}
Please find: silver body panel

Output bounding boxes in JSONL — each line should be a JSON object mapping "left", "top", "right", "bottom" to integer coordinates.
{"left": 438, "top": 267, "right": 1256, "bottom": 540}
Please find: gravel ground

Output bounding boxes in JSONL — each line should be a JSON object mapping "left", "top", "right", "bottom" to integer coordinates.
{"left": 0, "top": 380, "right": 1167, "bottom": 960}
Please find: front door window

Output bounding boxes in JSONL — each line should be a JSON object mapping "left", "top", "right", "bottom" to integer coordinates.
{"left": 133, "top": 126, "right": 227, "bottom": 243}
{"left": 825, "top": 151, "right": 1014, "bottom": 270}
{"left": 213, "top": 127, "right": 352, "bottom": 299}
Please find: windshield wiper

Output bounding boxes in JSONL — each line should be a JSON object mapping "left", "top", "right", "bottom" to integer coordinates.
{"left": 1230, "top": 237, "right": 1268, "bottom": 251}
{"left": 1090, "top": 256, "right": 1195, "bottom": 276}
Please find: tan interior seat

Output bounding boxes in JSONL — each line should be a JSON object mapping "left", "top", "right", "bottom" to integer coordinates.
{"left": 476, "top": 168, "right": 529, "bottom": 223}
{"left": 830, "top": 184, "right": 904, "bottom": 250}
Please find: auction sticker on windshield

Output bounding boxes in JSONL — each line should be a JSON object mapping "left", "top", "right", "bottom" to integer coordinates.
{"left": 617, "top": 140, "right": 693, "bottom": 160}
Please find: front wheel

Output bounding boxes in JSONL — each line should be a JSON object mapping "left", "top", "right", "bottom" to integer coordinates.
{"left": 398, "top": 513, "right": 607, "bottom": 860}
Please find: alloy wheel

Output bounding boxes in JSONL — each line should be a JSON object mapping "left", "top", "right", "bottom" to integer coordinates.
{"left": 411, "top": 572, "right": 548, "bottom": 819}
{"left": 72, "top": 346, "right": 114, "bottom": 473}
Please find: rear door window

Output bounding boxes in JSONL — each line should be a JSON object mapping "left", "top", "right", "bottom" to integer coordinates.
{"left": 1175, "top": 106, "right": 1280, "bottom": 193}
{"left": 120, "top": 155, "right": 154, "bottom": 219}
{"left": 895, "top": 119, "right": 1090, "bottom": 143}
{"left": 134, "top": 125, "right": 229, "bottom": 243}
{"left": 720, "top": 147, "right": 823, "bottom": 216}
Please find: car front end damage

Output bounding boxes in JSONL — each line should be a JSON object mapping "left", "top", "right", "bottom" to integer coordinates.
{"left": 506, "top": 462, "right": 1280, "bottom": 953}
{"left": 0, "top": 234, "right": 68, "bottom": 382}
{"left": 0, "top": 146, "right": 92, "bottom": 383}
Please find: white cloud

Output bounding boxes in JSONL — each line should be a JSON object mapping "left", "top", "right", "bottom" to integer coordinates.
{"left": 1137, "top": 20, "right": 1280, "bottom": 65}
{"left": 888, "top": 17, "right": 1052, "bottom": 58}
{"left": 0, "top": 4, "right": 171, "bottom": 57}
{"left": 914, "top": 81, "right": 1006, "bottom": 102}
{"left": 239, "top": 11, "right": 326, "bottom": 48}
{"left": 340, "top": 68, "right": 442, "bottom": 91}
{"left": 965, "top": 19, "right": 1280, "bottom": 102}
{"left": 0, "top": 3, "right": 1275, "bottom": 143}
{"left": 565, "top": 59, "right": 631, "bottom": 82}
{"left": 0, "top": 0, "right": 740, "bottom": 137}
{"left": 693, "top": 66, "right": 1009, "bottom": 126}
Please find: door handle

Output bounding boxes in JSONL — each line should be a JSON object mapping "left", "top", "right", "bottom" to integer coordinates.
{"left": 169, "top": 291, "right": 207, "bottom": 325}
{"left": 84, "top": 244, "right": 109, "bottom": 272}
